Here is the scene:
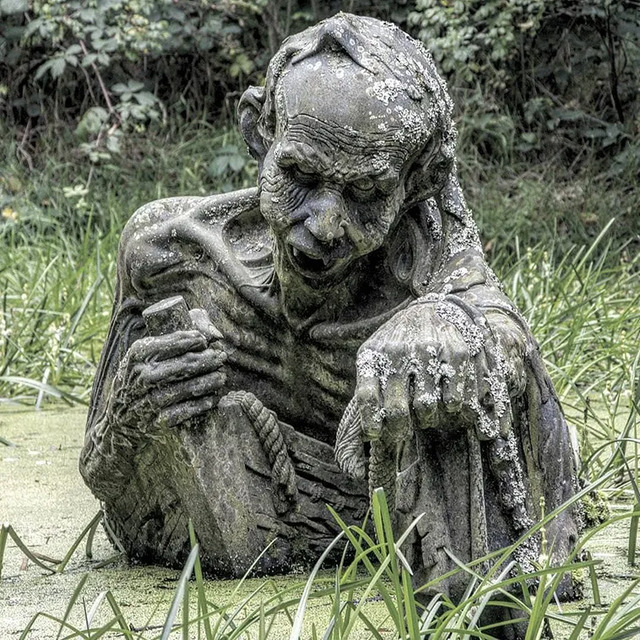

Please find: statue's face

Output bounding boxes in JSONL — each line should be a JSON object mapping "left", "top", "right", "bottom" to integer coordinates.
{"left": 259, "top": 53, "right": 427, "bottom": 290}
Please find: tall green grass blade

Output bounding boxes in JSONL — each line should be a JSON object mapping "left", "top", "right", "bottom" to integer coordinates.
{"left": 214, "top": 540, "right": 281, "bottom": 638}
{"left": 19, "top": 612, "right": 84, "bottom": 640}
{"left": 104, "top": 591, "right": 135, "bottom": 640}
{"left": 182, "top": 569, "right": 189, "bottom": 640}
{"left": 188, "top": 520, "right": 213, "bottom": 640}
{"left": 402, "top": 566, "right": 421, "bottom": 639}
{"left": 101, "top": 514, "right": 126, "bottom": 555}
{"left": 585, "top": 551, "right": 601, "bottom": 605}
{"left": 591, "top": 579, "right": 640, "bottom": 640}
{"left": 5, "top": 525, "right": 57, "bottom": 574}
{"left": 259, "top": 599, "right": 266, "bottom": 640}
{"left": 57, "top": 511, "right": 103, "bottom": 572}
{"left": 323, "top": 600, "right": 346, "bottom": 640}
{"left": 56, "top": 573, "right": 89, "bottom": 640}
{"left": 327, "top": 506, "right": 399, "bottom": 618}
{"left": 0, "top": 523, "right": 8, "bottom": 581}
{"left": 568, "top": 608, "right": 592, "bottom": 640}
{"left": 348, "top": 603, "right": 386, "bottom": 640}
{"left": 370, "top": 488, "right": 406, "bottom": 634}
{"left": 90, "top": 552, "right": 124, "bottom": 570}
{"left": 84, "top": 510, "right": 103, "bottom": 560}
{"left": 466, "top": 561, "right": 516, "bottom": 639}
{"left": 160, "top": 544, "right": 199, "bottom": 640}
{"left": 628, "top": 503, "right": 639, "bottom": 566}
{"left": 0, "top": 376, "right": 87, "bottom": 405}
{"left": 606, "top": 629, "right": 640, "bottom": 640}
{"left": 85, "top": 590, "right": 109, "bottom": 629}
{"left": 289, "top": 531, "right": 345, "bottom": 640}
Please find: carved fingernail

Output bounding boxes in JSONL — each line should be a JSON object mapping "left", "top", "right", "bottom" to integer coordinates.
{"left": 209, "top": 324, "right": 224, "bottom": 340}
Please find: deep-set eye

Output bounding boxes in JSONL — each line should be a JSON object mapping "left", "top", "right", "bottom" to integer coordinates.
{"left": 346, "top": 177, "right": 377, "bottom": 201}
{"left": 290, "top": 165, "right": 319, "bottom": 187}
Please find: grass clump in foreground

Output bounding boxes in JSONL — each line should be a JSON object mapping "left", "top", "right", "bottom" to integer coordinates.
{"left": 7, "top": 481, "right": 640, "bottom": 640}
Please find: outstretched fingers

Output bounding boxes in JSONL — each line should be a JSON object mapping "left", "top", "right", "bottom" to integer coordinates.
{"left": 411, "top": 371, "right": 439, "bottom": 429}
{"left": 356, "top": 376, "right": 384, "bottom": 441}
{"left": 381, "top": 377, "right": 412, "bottom": 443}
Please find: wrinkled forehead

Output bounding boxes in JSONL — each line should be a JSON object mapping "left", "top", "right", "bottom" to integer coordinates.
{"left": 275, "top": 52, "right": 432, "bottom": 153}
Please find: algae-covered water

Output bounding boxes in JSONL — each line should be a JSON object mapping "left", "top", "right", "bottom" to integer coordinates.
{"left": 0, "top": 408, "right": 638, "bottom": 638}
{"left": 0, "top": 408, "right": 391, "bottom": 638}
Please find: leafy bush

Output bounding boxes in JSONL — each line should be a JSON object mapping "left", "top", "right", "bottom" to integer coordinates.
{"left": 0, "top": 1, "right": 402, "bottom": 162}
{"left": 409, "top": 0, "right": 640, "bottom": 170}
{"left": 0, "top": 0, "right": 270, "bottom": 159}
{"left": 1, "top": 0, "right": 638, "bottom": 171}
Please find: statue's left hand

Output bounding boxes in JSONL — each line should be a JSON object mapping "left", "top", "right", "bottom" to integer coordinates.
{"left": 353, "top": 297, "right": 526, "bottom": 444}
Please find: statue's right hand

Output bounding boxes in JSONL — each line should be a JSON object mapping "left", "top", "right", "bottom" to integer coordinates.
{"left": 110, "top": 322, "right": 227, "bottom": 431}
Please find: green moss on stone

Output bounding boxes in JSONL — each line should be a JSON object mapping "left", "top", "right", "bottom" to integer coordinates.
{"left": 581, "top": 490, "right": 611, "bottom": 528}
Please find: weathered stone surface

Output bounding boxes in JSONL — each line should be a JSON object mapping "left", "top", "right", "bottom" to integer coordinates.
{"left": 80, "top": 13, "right": 581, "bottom": 637}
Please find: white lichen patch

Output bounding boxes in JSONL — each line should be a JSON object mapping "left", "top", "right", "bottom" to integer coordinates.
{"left": 469, "top": 395, "right": 500, "bottom": 440}
{"left": 356, "top": 348, "right": 396, "bottom": 390}
{"left": 371, "top": 152, "right": 391, "bottom": 173}
{"left": 486, "top": 363, "right": 509, "bottom": 420}
{"left": 366, "top": 77, "right": 404, "bottom": 106}
{"left": 444, "top": 267, "right": 469, "bottom": 283}
{"left": 435, "top": 301, "right": 485, "bottom": 356}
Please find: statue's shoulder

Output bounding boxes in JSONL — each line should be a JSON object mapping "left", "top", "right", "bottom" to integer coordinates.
{"left": 121, "top": 188, "right": 260, "bottom": 248}
{"left": 117, "top": 188, "right": 264, "bottom": 295}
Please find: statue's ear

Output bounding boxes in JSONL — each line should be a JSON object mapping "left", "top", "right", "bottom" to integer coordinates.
{"left": 238, "top": 86, "right": 269, "bottom": 166}
{"left": 404, "top": 135, "right": 452, "bottom": 208}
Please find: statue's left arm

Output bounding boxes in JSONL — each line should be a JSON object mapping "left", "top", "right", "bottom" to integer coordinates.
{"left": 351, "top": 246, "right": 533, "bottom": 444}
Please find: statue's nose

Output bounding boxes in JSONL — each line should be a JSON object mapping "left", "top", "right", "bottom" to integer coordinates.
{"left": 304, "top": 191, "right": 346, "bottom": 244}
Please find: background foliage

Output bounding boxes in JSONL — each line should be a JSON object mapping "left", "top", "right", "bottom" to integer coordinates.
{"left": 1, "top": 0, "right": 638, "bottom": 174}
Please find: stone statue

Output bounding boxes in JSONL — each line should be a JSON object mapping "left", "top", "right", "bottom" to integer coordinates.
{"left": 80, "top": 12, "right": 581, "bottom": 633}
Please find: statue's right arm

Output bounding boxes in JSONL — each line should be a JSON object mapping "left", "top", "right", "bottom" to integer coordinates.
{"left": 79, "top": 201, "right": 227, "bottom": 501}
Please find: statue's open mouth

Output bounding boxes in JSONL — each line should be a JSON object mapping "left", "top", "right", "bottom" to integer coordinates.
{"left": 288, "top": 244, "right": 342, "bottom": 278}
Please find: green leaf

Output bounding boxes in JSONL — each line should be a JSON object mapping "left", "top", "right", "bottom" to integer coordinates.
{"left": 133, "top": 91, "right": 157, "bottom": 106}
{"left": 229, "top": 155, "right": 246, "bottom": 172}
{"left": 50, "top": 57, "right": 66, "bottom": 79}
{"left": 126, "top": 80, "right": 144, "bottom": 92}
{"left": 81, "top": 53, "right": 98, "bottom": 67}
{"left": 75, "top": 106, "right": 109, "bottom": 139}
{"left": 111, "top": 83, "right": 128, "bottom": 95}
{"left": 23, "top": 18, "right": 44, "bottom": 39}
{"left": 105, "top": 132, "right": 121, "bottom": 154}
{"left": 0, "top": 0, "right": 28, "bottom": 15}
{"left": 208, "top": 156, "right": 229, "bottom": 177}
{"left": 34, "top": 60, "right": 54, "bottom": 81}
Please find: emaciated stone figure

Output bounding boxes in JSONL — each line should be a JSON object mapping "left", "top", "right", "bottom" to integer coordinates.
{"left": 81, "top": 13, "right": 580, "bottom": 633}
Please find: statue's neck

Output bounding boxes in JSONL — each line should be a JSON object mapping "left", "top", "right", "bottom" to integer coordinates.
{"left": 276, "top": 269, "right": 355, "bottom": 333}
{"left": 275, "top": 251, "right": 409, "bottom": 333}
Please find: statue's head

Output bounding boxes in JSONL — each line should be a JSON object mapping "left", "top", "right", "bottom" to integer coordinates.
{"left": 238, "top": 14, "right": 458, "bottom": 296}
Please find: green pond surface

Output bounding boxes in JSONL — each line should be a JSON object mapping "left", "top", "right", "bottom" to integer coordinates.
{"left": 0, "top": 407, "right": 638, "bottom": 639}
